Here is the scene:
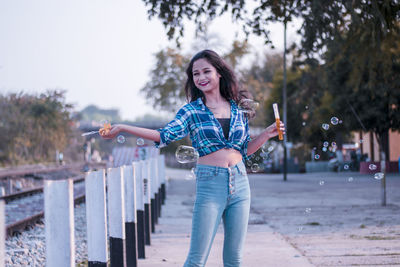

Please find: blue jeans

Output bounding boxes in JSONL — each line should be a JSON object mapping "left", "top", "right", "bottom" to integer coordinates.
{"left": 184, "top": 161, "right": 251, "bottom": 267}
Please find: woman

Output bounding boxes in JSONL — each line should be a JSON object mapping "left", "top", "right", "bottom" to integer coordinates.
{"left": 100, "top": 49, "right": 285, "bottom": 267}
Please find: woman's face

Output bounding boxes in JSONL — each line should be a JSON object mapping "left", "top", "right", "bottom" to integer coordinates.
{"left": 192, "top": 58, "right": 221, "bottom": 94}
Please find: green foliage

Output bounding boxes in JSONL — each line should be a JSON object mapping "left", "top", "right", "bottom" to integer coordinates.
{"left": 0, "top": 91, "right": 76, "bottom": 165}
{"left": 141, "top": 48, "right": 189, "bottom": 113}
{"left": 141, "top": 40, "right": 250, "bottom": 112}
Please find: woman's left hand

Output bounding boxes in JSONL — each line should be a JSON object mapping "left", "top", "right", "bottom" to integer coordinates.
{"left": 265, "top": 122, "right": 285, "bottom": 139}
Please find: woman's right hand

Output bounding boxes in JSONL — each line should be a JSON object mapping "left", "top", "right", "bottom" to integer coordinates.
{"left": 99, "top": 124, "right": 123, "bottom": 139}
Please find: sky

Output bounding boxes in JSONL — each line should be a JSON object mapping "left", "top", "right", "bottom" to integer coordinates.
{"left": 0, "top": 0, "right": 301, "bottom": 121}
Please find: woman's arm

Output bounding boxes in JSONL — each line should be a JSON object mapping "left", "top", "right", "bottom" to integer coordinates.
{"left": 246, "top": 122, "right": 285, "bottom": 155}
{"left": 100, "top": 124, "right": 161, "bottom": 142}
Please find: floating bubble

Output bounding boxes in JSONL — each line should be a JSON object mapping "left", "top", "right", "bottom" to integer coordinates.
{"left": 322, "top": 147, "right": 328, "bottom": 152}
{"left": 302, "top": 122, "right": 306, "bottom": 126}
{"left": 374, "top": 172, "right": 384, "bottom": 180}
{"left": 344, "top": 164, "right": 349, "bottom": 170}
{"left": 313, "top": 147, "right": 317, "bottom": 150}
{"left": 314, "top": 154, "right": 320, "bottom": 160}
{"left": 247, "top": 161, "right": 252, "bottom": 166}
{"left": 359, "top": 139, "right": 364, "bottom": 144}
{"left": 298, "top": 226, "right": 304, "bottom": 232}
{"left": 330, "top": 117, "right": 339, "bottom": 125}
{"left": 185, "top": 167, "right": 196, "bottom": 180}
{"left": 319, "top": 180, "right": 325, "bottom": 186}
{"left": 251, "top": 164, "right": 260, "bottom": 172}
{"left": 255, "top": 156, "right": 260, "bottom": 161}
{"left": 175, "top": 145, "right": 199, "bottom": 163}
{"left": 322, "top": 123, "right": 330, "bottom": 130}
{"left": 305, "top": 208, "right": 312, "bottom": 213}
{"left": 261, "top": 144, "right": 274, "bottom": 154}
{"left": 136, "top": 138, "right": 145, "bottom": 146}
{"left": 238, "top": 99, "right": 259, "bottom": 113}
{"left": 369, "top": 164, "right": 377, "bottom": 171}
{"left": 339, "top": 120, "right": 343, "bottom": 124}
{"left": 331, "top": 142, "right": 337, "bottom": 147}
{"left": 305, "top": 105, "right": 309, "bottom": 110}
{"left": 348, "top": 177, "right": 354, "bottom": 182}
{"left": 323, "top": 141, "right": 329, "bottom": 147}
{"left": 117, "top": 135, "right": 126, "bottom": 144}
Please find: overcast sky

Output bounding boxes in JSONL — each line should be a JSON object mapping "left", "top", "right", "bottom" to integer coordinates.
{"left": 0, "top": 0, "right": 301, "bottom": 121}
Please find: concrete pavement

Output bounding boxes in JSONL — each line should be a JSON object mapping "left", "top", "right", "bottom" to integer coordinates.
{"left": 139, "top": 168, "right": 314, "bottom": 267}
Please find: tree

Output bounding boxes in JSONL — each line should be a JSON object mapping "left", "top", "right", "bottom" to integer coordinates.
{"left": 0, "top": 91, "right": 76, "bottom": 165}
{"left": 141, "top": 39, "right": 250, "bottom": 112}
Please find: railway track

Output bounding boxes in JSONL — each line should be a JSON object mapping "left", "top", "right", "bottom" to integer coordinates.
{"left": 0, "top": 163, "right": 106, "bottom": 237}
{"left": 4, "top": 176, "right": 86, "bottom": 237}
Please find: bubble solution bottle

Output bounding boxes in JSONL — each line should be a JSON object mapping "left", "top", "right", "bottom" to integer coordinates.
{"left": 272, "top": 103, "right": 284, "bottom": 141}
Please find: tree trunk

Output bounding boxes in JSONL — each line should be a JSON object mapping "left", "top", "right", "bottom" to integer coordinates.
{"left": 376, "top": 131, "right": 388, "bottom": 206}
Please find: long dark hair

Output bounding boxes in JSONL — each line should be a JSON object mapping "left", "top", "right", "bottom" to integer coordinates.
{"left": 184, "top": 50, "right": 241, "bottom": 104}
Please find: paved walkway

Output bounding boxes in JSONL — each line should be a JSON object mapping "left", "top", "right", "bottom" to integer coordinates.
{"left": 139, "top": 168, "right": 314, "bottom": 267}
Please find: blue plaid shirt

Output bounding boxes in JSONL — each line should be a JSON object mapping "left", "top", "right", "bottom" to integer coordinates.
{"left": 155, "top": 98, "right": 251, "bottom": 160}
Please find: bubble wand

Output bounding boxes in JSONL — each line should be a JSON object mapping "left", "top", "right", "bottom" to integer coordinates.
{"left": 81, "top": 122, "right": 111, "bottom": 137}
{"left": 272, "top": 103, "right": 284, "bottom": 141}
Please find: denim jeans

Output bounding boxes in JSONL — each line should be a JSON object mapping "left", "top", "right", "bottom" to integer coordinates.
{"left": 183, "top": 161, "right": 251, "bottom": 267}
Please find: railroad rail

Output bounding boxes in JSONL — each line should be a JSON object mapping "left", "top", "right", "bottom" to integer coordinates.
{"left": 2, "top": 162, "right": 106, "bottom": 237}
{"left": 4, "top": 177, "right": 86, "bottom": 237}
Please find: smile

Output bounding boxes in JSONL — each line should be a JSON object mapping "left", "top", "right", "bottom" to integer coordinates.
{"left": 199, "top": 81, "right": 209, "bottom": 86}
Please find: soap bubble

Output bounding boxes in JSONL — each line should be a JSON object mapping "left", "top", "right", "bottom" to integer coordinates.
{"left": 305, "top": 105, "right": 309, "bottom": 110}
{"left": 136, "top": 138, "right": 145, "bottom": 146}
{"left": 369, "top": 164, "right": 377, "bottom": 171}
{"left": 117, "top": 135, "right": 125, "bottom": 144}
{"left": 238, "top": 99, "right": 259, "bottom": 113}
{"left": 305, "top": 208, "right": 312, "bottom": 213}
{"left": 330, "top": 117, "right": 339, "bottom": 125}
{"left": 331, "top": 142, "right": 337, "bottom": 148}
{"left": 314, "top": 154, "right": 320, "bottom": 160}
{"left": 359, "top": 139, "right": 364, "bottom": 144}
{"left": 175, "top": 145, "right": 199, "bottom": 163}
{"left": 348, "top": 177, "right": 354, "bottom": 182}
{"left": 319, "top": 180, "right": 325, "bottom": 186}
{"left": 186, "top": 167, "right": 196, "bottom": 180}
{"left": 251, "top": 164, "right": 260, "bottom": 173}
{"left": 344, "top": 164, "right": 349, "bottom": 170}
{"left": 322, "top": 147, "right": 328, "bottom": 152}
{"left": 323, "top": 141, "right": 329, "bottom": 147}
{"left": 322, "top": 123, "right": 330, "bottom": 130}
{"left": 374, "top": 172, "right": 384, "bottom": 180}
{"left": 302, "top": 122, "right": 306, "bottom": 126}
{"left": 247, "top": 161, "right": 252, "bottom": 166}
{"left": 261, "top": 144, "right": 274, "bottom": 154}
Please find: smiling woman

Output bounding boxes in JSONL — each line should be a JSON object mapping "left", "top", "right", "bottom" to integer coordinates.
{"left": 100, "top": 49, "right": 285, "bottom": 267}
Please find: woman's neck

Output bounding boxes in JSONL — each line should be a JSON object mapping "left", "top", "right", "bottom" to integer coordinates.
{"left": 204, "top": 91, "right": 226, "bottom": 107}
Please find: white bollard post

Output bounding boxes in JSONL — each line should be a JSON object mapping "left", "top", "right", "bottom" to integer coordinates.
{"left": 0, "top": 200, "right": 4, "bottom": 267}
{"left": 159, "top": 154, "right": 167, "bottom": 205}
{"left": 149, "top": 158, "right": 159, "bottom": 228}
{"left": 123, "top": 165, "right": 138, "bottom": 267}
{"left": 44, "top": 179, "right": 75, "bottom": 267}
{"left": 85, "top": 170, "right": 108, "bottom": 267}
{"left": 135, "top": 162, "right": 145, "bottom": 258}
{"left": 142, "top": 160, "right": 151, "bottom": 245}
{"left": 107, "top": 167, "right": 126, "bottom": 267}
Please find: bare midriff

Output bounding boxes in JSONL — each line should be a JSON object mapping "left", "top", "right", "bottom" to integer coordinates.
{"left": 197, "top": 148, "right": 243, "bottom": 168}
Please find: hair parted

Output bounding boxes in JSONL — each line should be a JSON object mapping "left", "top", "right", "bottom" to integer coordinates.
{"left": 184, "top": 49, "right": 255, "bottom": 118}
{"left": 184, "top": 50, "right": 238, "bottom": 103}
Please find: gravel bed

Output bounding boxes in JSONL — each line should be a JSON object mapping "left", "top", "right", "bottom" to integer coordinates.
{"left": 5, "top": 202, "right": 88, "bottom": 266}
{"left": 6, "top": 182, "right": 85, "bottom": 225}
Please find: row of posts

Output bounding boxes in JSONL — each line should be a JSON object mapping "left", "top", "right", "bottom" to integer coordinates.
{"left": 0, "top": 150, "right": 166, "bottom": 267}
